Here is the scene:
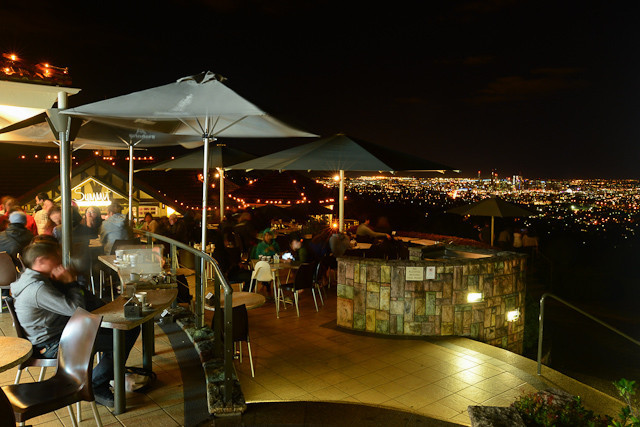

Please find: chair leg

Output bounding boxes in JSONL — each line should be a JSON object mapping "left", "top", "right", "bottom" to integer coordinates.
{"left": 294, "top": 291, "right": 300, "bottom": 317}
{"left": 247, "top": 340, "right": 255, "bottom": 377}
{"left": 273, "top": 282, "right": 279, "bottom": 318}
{"left": 67, "top": 405, "right": 79, "bottom": 427}
{"left": 316, "top": 284, "right": 324, "bottom": 306}
{"left": 90, "top": 401, "right": 104, "bottom": 427}
{"left": 109, "top": 276, "right": 114, "bottom": 301}
{"left": 312, "top": 288, "right": 318, "bottom": 312}
{"left": 76, "top": 402, "right": 82, "bottom": 424}
{"left": 99, "top": 270, "right": 104, "bottom": 299}
{"left": 38, "top": 367, "right": 47, "bottom": 382}
{"left": 238, "top": 341, "right": 243, "bottom": 363}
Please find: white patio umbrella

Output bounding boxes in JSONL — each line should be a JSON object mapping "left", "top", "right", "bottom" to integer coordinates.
{"left": 61, "top": 71, "right": 316, "bottom": 251}
{"left": 229, "top": 133, "right": 459, "bottom": 232}
{"left": 60, "top": 71, "right": 316, "bottom": 333}
{"left": 0, "top": 111, "right": 201, "bottom": 220}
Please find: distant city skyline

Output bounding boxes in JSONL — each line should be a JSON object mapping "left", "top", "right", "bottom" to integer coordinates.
{"left": 1, "top": 1, "right": 638, "bottom": 178}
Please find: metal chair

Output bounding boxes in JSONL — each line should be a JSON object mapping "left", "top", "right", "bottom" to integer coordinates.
{"left": 0, "top": 387, "right": 16, "bottom": 427}
{"left": 2, "top": 308, "right": 104, "bottom": 427}
{"left": 3, "top": 296, "right": 58, "bottom": 384}
{"left": 213, "top": 304, "right": 254, "bottom": 377}
{"left": 278, "top": 263, "right": 319, "bottom": 317}
{"left": 249, "top": 261, "right": 280, "bottom": 317}
{"left": 0, "top": 251, "right": 18, "bottom": 314}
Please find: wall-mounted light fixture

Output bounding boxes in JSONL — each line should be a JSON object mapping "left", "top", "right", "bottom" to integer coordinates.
{"left": 467, "top": 292, "right": 483, "bottom": 303}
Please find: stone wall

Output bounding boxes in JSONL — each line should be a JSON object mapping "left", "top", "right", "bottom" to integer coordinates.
{"left": 336, "top": 247, "right": 527, "bottom": 354}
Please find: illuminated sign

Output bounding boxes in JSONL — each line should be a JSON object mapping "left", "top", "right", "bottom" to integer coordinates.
{"left": 73, "top": 188, "right": 111, "bottom": 206}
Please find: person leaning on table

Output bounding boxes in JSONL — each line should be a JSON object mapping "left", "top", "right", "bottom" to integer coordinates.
{"left": 10, "top": 241, "right": 140, "bottom": 408}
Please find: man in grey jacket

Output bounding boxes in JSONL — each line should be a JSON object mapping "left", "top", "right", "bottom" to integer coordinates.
{"left": 99, "top": 202, "right": 131, "bottom": 254}
{"left": 11, "top": 241, "right": 139, "bottom": 407}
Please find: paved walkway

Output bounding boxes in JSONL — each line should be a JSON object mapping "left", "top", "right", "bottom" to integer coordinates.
{"left": 1, "top": 283, "right": 623, "bottom": 426}
{"left": 223, "top": 284, "right": 623, "bottom": 426}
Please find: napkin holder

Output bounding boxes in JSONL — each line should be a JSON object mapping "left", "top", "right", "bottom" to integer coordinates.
{"left": 124, "top": 296, "right": 142, "bottom": 318}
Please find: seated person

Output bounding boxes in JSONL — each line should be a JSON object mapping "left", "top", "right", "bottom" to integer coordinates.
{"left": 212, "top": 230, "right": 252, "bottom": 291}
{"left": 0, "top": 211, "right": 33, "bottom": 265}
{"left": 287, "top": 232, "right": 314, "bottom": 263}
{"left": 356, "top": 215, "right": 390, "bottom": 242}
{"left": 252, "top": 229, "right": 281, "bottom": 259}
{"left": 99, "top": 202, "right": 131, "bottom": 254}
{"left": 11, "top": 241, "right": 140, "bottom": 408}
{"left": 329, "top": 232, "right": 352, "bottom": 257}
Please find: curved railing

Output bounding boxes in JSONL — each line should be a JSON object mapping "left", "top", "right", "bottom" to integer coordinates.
{"left": 132, "top": 229, "right": 235, "bottom": 404}
{"left": 537, "top": 292, "right": 640, "bottom": 376}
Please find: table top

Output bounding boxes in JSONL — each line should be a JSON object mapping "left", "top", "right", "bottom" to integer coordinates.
{"left": 250, "top": 259, "right": 302, "bottom": 271}
{"left": 92, "top": 289, "right": 178, "bottom": 330}
{"left": 0, "top": 336, "right": 33, "bottom": 373}
{"left": 205, "top": 291, "right": 266, "bottom": 311}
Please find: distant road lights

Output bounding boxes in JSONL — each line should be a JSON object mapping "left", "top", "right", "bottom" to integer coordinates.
{"left": 467, "top": 292, "right": 483, "bottom": 303}
{"left": 333, "top": 174, "right": 340, "bottom": 182}
{"left": 506, "top": 309, "right": 521, "bottom": 322}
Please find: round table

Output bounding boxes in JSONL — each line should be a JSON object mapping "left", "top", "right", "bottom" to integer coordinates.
{"left": 0, "top": 336, "right": 32, "bottom": 373}
{"left": 204, "top": 291, "right": 266, "bottom": 311}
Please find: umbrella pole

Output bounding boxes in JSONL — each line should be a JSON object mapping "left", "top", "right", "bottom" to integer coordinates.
{"left": 128, "top": 144, "right": 134, "bottom": 222}
{"left": 218, "top": 167, "right": 224, "bottom": 222}
{"left": 58, "top": 92, "right": 72, "bottom": 268}
{"left": 491, "top": 216, "right": 495, "bottom": 247}
{"left": 198, "top": 135, "right": 210, "bottom": 329}
{"left": 339, "top": 170, "right": 344, "bottom": 232}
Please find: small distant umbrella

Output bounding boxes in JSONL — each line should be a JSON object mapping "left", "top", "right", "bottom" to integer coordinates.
{"left": 447, "top": 197, "right": 536, "bottom": 246}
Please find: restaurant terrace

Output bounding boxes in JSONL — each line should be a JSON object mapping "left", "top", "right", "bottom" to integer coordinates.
{"left": 0, "top": 73, "right": 625, "bottom": 427}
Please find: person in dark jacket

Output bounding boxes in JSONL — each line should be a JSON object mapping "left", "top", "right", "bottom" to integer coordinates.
{"left": 0, "top": 211, "right": 34, "bottom": 264}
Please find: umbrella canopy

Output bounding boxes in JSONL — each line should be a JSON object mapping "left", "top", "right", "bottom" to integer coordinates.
{"left": 61, "top": 72, "right": 314, "bottom": 139}
{"left": 0, "top": 111, "right": 202, "bottom": 150}
{"left": 139, "top": 144, "right": 256, "bottom": 216}
{"left": 229, "top": 133, "right": 458, "bottom": 231}
{"left": 447, "top": 197, "right": 536, "bottom": 246}
{"left": 228, "top": 133, "right": 456, "bottom": 172}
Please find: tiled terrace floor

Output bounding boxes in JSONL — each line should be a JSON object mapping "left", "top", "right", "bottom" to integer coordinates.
{"left": 1, "top": 283, "right": 624, "bottom": 426}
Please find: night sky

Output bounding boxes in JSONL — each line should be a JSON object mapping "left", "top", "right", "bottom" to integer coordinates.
{"left": 2, "top": 1, "right": 638, "bottom": 179}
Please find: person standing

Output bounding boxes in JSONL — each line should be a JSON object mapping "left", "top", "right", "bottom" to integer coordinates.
{"left": 35, "top": 198, "right": 54, "bottom": 235}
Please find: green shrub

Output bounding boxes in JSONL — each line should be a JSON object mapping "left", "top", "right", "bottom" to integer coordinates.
{"left": 512, "top": 391, "right": 610, "bottom": 426}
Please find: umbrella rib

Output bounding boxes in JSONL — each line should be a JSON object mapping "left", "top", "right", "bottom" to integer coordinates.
{"left": 183, "top": 118, "right": 205, "bottom": 136}
{"left": 212, "top": 116, "right": 248, "bottom": 136}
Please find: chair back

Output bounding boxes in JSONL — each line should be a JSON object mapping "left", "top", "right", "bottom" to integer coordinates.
{"left": 55, "top": 308, "right": 103, "bottom": 401}
{"left": 0, "top": 251, "right": 17, "bottom": 288}
{"left": 294, "top": 263, "right": 315, "bottom": 291}
{"left": 178, "top": 248, "right": 196, "bottom": 270}
{"left": 252, "top": 261, "right": 273, "bottom": 281}
{"left": 213, "top": 304, "right": 249, "bottom": 342}
{"left": 3, "top": 296, "right": 26, "bottom": 339}
{"left": 110, "top": 239, "right": 136, "bottom": 255}
{"left": 0, "top": 387, "right": 15, "bottom": 426}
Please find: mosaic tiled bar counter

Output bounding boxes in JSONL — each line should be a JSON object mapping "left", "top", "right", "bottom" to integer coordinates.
{"left": 336, "top": 245, "right": 527, "bottom": 354}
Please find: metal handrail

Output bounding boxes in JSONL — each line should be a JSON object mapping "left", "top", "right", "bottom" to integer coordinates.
{"left": 132, "top": 229, "right": 235, "bottom": 404}
{"left": 537, "top": 292, "right": 640, "bottom": 375}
